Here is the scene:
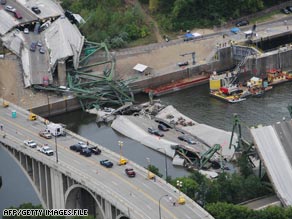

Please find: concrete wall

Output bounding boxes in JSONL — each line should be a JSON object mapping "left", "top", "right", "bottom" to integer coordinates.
{"left": 32, "top": 96, "right": 80, "bottom": 117}
{"left": 244, "top": 47, "right": 292, "bottom": 77}
{"left": 131, "top": 47, "right": 234, "bottom": 92}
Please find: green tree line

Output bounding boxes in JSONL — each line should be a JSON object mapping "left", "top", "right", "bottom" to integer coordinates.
{"left": 61, "top": 0, "right": 150, "bottom": 48}
{"left": 144, "top": 0, "right": 288, "bottom": 31}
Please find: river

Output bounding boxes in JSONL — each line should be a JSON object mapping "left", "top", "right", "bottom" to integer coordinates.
{"left": 1, "top": 82, "right": 292, "bottom": 212}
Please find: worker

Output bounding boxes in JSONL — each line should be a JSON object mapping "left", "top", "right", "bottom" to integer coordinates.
{"left": 0, "top": 124, "right": 3, "bottom": 131}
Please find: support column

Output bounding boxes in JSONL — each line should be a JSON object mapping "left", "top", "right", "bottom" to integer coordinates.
{"left": 57, "top": 60, "right": 67, "bottom": 86}
{"left": 50, "top": 168, "right": 65, "bottom": 208}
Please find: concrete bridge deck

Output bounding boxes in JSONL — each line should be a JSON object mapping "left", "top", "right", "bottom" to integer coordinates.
{"left": 0, "top": 99, "right": 214, "bottom": 219}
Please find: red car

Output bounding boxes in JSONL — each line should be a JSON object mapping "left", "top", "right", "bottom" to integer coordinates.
{"left": 14, "top": 11, "right": 22, "bottom": 19}
{"left": 125, "top": 168, "right": 136, "bottom": 177}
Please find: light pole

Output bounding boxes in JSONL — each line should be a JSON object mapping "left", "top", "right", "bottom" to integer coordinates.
{"left": 159, "top": 194, "right": 168, "bottom": 219}
{"left": 157, "top": 147, "right": 168, "bottom": 182}
{"left": 146, "top": 157, "right": 154, "bottom": 179}
{"left": 176, "top": 180, "right": 185, "bottom": 205}
{"left": 55, "top": 130, "right": 59, "bottom": 163}
{"left": 118, "top": 140, "right": 127, "bottom": 165}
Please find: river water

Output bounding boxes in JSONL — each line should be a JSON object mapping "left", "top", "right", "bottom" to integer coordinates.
{"left": 1, "top": 82, "right": 292, "bottom": 212}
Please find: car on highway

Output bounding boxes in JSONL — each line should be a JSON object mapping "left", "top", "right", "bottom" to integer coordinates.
{"left": 89, "top": 146, "right": 101, "bottom": 155}
{"left": 39, "top": 130, "right": 52, "bottom": 139}
{"left": 38, "top": 144, "right": 54, "bottom": 156}
{"left": 13, "top": 11, "right": 22, "bottom": 19}
{"left": 148, "top": 127, "right": 164, "bottom": 137}
{"left": 39, "top": 47, "right": 45, "bottom": 54}
{"left": 80, "top": 148, "right": 92, "bottom": 157}
{"left": 24, "top": 28, "right": 29, "bottom": 34}
{"left": 5, "top": 5, "right": 15, "bottom": 12}
{"left": 70, "top": 142, "right": 87, "bottom": 152}
{"left": 235, "top": 20, "right": 249, "bottom": 27}
{"left": 100, "top": 159, "right": 113, "bottom": 168}
{"left": 125, "top": 168, "right": 136, "bottom": 177}
{"left": 30, "top": 42, "right": 37, "bottom": 52}
{"left": 158, "top": 123, "right": 169, "bottom": 131}
{"left": 24, "top": 140, "right": 37, "bottom": 148}
{"left": 1, "top": 0, "right": 7, "bottom": 5}
{"left": 31, "top": 6, "right": 41, "bottom": 14}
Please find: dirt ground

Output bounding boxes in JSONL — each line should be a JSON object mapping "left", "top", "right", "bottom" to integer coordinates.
{"left": 0, "top": 55, "right": 48, "bottom": 109}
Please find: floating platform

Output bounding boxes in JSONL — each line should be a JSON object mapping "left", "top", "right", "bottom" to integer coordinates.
{"left": 210, "top": 90, "right": 246, "bottom": 103}
{"left": 144, "top": 75, "right": 209, "bottom": 96}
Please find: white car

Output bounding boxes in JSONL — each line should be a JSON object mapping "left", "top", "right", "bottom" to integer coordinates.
{"left": 38, "top": 145, "right": 54, "bottom": 156}
{"left": 5, "top": 5, "right": 16, "bottom": 12}
{"left": 24, "top": 28, "right": 29, "bottom": 34}
{"left": 24, "top": 140, "right": 37, "bottom": 148}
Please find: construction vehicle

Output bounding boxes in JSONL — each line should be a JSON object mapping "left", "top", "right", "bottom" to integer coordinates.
{"left": 28, "top": 113, "right": 37, "bottom": 121}
{"left": 2, "top": 100, "right": 9, "bottom": 107}
{"left": 118, "top": 157, "right": 128, "bottom": 166}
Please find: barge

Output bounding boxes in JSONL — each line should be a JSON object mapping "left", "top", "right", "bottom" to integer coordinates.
{"left": 144, "top": 74, "right": 209, "bottom": 96}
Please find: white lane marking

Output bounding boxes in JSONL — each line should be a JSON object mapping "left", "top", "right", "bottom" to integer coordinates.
{"left": 146, "top": 204, "right": 152, "bottom": 210}
{"left": 112, "top": 181, "right": 118, "bottom": 186}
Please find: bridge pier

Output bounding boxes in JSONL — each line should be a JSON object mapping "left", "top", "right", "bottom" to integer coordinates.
{"left": 50, "top": 168, "right": 65, "bottom": 208}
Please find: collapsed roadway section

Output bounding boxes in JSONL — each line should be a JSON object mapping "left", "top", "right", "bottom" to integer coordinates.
{"left": 0, "top": 0, "right": 84, "bottom": 87}
{"left": 251, "top": 120, "right": 292, "bottom": 206}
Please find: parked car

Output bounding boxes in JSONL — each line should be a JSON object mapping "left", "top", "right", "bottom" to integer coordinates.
{"left": 80, "top": 148, "right": 92, "bottom": 157}
{"left": 30, "top": 42, "right": 37, "bottom": 52}
{"left": 13, "top": 11, "right": 22, "bottom": 19}
{"left": 281, "top": 8, "right": 290, "bottom": 14}
{"left": 0, "top": 0, "right": 7, "bottom": 5}
{"left": 24, "top": 140, "right": 37, "bottom": 148}
{"left": 100, "top": 159, "right": 113, "bottom": 168}
{"left": 158, "top": 123, "right": 169, "bottom": 131}
{"left": 89, "top": 146, "right": 101, "bottom": 155}
{"left": 37, "top": 41, "right": 42, "bottom": 47}
{"left": 148, "top": 127, "right": 164, "bottom": 137}
{"left": 5, "top": 5, "right": 15, "bottom": 12}
{"left": 70, "top": 142, "right": 87, "bottom": 152}
{"left": 38, "top": 144, "right": 54, "bottom": 156}
{"left": 39, "top": 130, "right": 52, "bottom": 139}
{"left": 125, "top": 168, "right": 136, "bottom": 177}
{"left": 235, "top": 20, "right": 249, "bottom": 27}
{"left": 177, "top": 61, "right": 189, "bottom": 67}
{"left": 39, "top": 47, "right": 45, "bottom": 54}
{"left": 23, "top": 28, "right": 29, "bottom": 34}
{"left": 287, "top": 6, "right": 292, "bottom": 12}
{"left": 178, "top": 135, "right": 197, "bottom": 144}
{"left": 31, "top": 6, "right": 41, "bottom": 14}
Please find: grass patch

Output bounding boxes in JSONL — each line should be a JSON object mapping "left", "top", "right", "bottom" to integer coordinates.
{"left": 127, "top": 34, "right": 157, "bottom": 47}
{"left": 250, "top": 11, "right": 281, "bottom": 24}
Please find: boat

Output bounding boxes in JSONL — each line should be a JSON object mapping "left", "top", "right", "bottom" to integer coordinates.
{"left": 144, "top": 74, "right": 210, "bottom": 96}
{"left": 266, "top": 69, "right": 289, "bottom": 85}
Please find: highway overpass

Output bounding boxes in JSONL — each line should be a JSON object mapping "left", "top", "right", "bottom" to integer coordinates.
{"left": 0, "top": 99, "right": 214, "bottom": 219}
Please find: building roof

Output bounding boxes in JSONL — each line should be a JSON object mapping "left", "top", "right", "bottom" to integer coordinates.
{"left": 251, "top": 121, "right": 292, "bottom": 206}
{"left": 45, "top": 17, "right": 84, "bottom": 70}
{"left": 133, "top": 63, "right": 148, "bottom": 72}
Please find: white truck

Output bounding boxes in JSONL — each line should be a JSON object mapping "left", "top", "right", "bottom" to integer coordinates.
{"left": 45, "top": 123, "right": 66, "bottom": 137}
{"left": 38, "top": 144, "right": 54, "bottom": 156}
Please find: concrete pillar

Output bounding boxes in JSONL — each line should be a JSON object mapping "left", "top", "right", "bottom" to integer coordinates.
{"left": 57, "top": 60, "right": 66, "bottom": 86}
{"left": 50, "top": 168, "right": 65, "bottom": 208}
{"left": 104, "top": 200, "right": 113, "bottom": 219}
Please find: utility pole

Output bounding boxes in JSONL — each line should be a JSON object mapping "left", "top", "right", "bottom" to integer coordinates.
{"left": 180, "top": 52, "right": 196, "bottom": 65}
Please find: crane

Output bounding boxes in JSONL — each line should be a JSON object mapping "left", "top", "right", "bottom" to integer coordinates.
{"left": 180, "top": 52, "right": 196, "bottom": 65}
